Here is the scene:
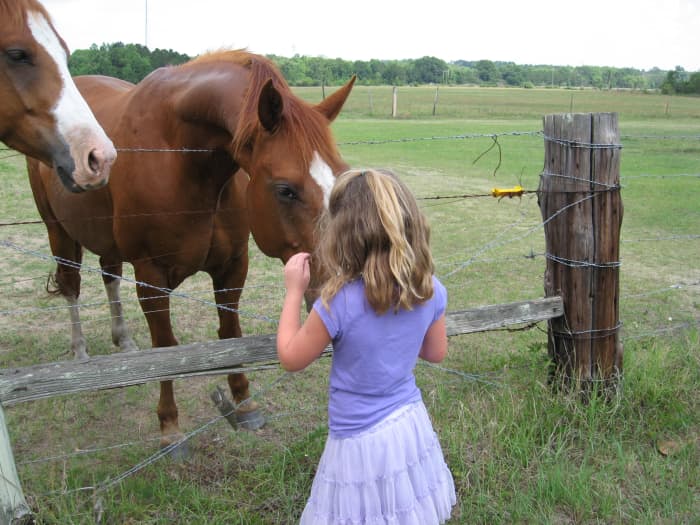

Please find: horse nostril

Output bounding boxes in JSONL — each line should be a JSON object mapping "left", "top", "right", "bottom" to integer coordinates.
{"left": 88, "top": 150, "right": 100, "bottom": 173}
{"left": 88, "top": 148, "right": 104, "bottom": 175}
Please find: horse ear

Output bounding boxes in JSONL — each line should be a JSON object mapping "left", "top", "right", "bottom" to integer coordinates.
{"left": 258, "top": 79, "right": 284, "bottom": 133}
{"left": 315, "top": 75, "right": 356, "bottom": 122}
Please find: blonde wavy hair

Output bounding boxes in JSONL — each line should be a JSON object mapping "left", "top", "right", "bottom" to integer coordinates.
{"left": 316, "top": 168, "right": 434, "bottom": 314}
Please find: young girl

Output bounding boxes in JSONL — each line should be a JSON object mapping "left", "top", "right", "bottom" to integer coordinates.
{"left": 277, "top": 168, "right": 456, "bottom": 524}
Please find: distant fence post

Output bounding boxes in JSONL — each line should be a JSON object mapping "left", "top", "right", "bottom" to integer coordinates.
{"left": 391, "top": 86, "right": 398, "bottom": 118}
{"left": 538, "top": 113, "right": 624, "bottom": 393}
{"left": 0, "top": 404, "right": 33, "bottom": 525}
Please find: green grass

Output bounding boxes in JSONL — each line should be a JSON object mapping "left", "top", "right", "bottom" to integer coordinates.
{"left": 0, "top": 87, "right": 698, "bottom": 524}
{"left": 299, "top": 85, "right": 700, "bottom": 121}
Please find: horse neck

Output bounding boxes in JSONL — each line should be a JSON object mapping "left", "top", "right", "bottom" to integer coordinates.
{"left": 144, "top": 65, "right": 248, "bottom": 148}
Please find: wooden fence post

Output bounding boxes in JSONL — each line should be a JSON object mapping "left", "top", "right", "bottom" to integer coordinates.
{"left": 0, "top": 404, "right": 33, "bottom": 525}
{"left": 538, "top": 113, "right": 624, "bottom": 393}
{"left": 391, "top": 86, "right": 398, "bottom": 118}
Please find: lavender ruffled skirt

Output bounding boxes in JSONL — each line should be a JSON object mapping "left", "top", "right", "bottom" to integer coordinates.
{"left": 300, "top": 401, "right": 456, "bottom": 524}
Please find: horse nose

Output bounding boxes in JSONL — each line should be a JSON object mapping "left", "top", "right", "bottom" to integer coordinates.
{"left": 86, "top": 144, "right": 117, "bottom": 186}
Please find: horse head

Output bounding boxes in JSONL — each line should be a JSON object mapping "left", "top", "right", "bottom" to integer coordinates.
{"left": 233, "top": 61, "right": 356, "bottom": 306}
{"left": 0, "top": 0, "right": 116, "bottom": 192}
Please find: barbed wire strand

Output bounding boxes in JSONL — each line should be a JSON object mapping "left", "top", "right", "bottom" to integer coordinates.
{"left": 442, "top": 193, "right": 597, "bottom": 279}
{"left": 0, "top": 240, "right": 278, "bottom": 326}
{"left": 0, "top": 132, "right": 697, "bottom": 158}
{"left": 37, "top": 369, "right": 292, "bottom": 498}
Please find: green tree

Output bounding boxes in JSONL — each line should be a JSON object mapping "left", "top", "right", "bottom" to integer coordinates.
{"left": 450, "top": 65, "right": 478, "bottom": 84}
{"left": 661, "top": 66, "right": 686, "bottom": 94}
{"left": 150, "top": 48, "right": 190, "bottom": 69}
{"left": 367, "top": 59, "right": 387, "bottom": 85}
{"left": 68, "top": 42, "right": 190, "bottom": 83}
{"left": 686, "top": 72, "right": 700, "bottom": 94}
{"left": 499, "top": 63, "right": 524, "bottom": 86}
{"left": 475, "top": 60, "right": 500, "bottom": 83}
{"left": 272, "top": 55, "right": 312, "bottom": 85}
{"left": 410, "top": 56, "right": 448, "bottom": 84}
{"left": 382, "top": 61, "right": 408, "bottom": 85}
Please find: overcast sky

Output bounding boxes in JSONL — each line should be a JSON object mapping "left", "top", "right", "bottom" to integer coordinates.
{"left": 41, "top": 0, "right": 700, "bottom": 71}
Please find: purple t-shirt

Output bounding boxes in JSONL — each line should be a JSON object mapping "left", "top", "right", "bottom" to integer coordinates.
{"left": 313, "top": 275, "right": 447, "bottom": 438}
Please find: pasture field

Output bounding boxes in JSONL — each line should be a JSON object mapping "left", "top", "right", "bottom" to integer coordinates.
{"left": 0, "top": 86, "right": 698, "bottom": 524}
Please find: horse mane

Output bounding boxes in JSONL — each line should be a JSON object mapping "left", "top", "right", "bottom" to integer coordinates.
{"left": 184, "top": 49, "right": 341, "bottom": 167}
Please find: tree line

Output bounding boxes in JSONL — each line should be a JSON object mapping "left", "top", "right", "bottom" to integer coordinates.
{"left": 68, "top": 42, "right": 697, "bottom": 94}
{"left": 660, "top": 66, "right": 700, "bottom": 95}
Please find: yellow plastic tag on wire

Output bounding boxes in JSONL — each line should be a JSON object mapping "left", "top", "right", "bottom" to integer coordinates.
{"left": 491, "top": 185, "right": 524, "bottom": 200}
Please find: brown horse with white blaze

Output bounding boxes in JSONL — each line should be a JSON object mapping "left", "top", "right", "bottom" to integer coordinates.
{"left": 27, "top": 50, "right": 354, "bottom": 449}
{"left": 1, "top": 0, "right": 115, "bottom": 191}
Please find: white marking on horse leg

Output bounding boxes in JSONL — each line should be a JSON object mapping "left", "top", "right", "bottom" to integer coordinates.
{"left": 105, "top": 279, "right": 138, "bottom": 352}
{"left": 309, "top": 151, "right": 335, "bottom": 209}
{"left": 66, "top": 295, "right": 88, "bottom": 360}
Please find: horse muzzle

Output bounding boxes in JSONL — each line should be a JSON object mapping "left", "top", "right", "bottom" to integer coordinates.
{"left": 54, "top": 136, "right": 117, "bottom": 193}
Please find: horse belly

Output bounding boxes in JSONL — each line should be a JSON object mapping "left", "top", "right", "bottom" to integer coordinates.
{"left": 115, "top": 211, "right": 213, "bottom": 278}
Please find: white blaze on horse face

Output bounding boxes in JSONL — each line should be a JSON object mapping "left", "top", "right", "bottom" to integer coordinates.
{"left": 26, "top": 11, "right": 111, "bottom": 146}
{"left": 309, "top": 151, "right": 334, "bottom": 209}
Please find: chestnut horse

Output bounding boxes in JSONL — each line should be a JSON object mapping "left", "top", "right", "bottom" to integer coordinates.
{"left": 27, "top": 50, "right": 354, "bottom": 449}
{"left": 1, "top": 0, "right": 115, "bottom": 191}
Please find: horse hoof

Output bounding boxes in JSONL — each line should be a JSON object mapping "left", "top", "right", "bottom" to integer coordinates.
{"left": 161, "top": 439, "right": 191, "bottom": 461}
{"left": 73, "top": 347, "right": 89, "bottom": 361}
{"left": 236, "top": 408, "right": 265, "bottom": 430}
{"left": 119, "top": 338, "right": 139, "bottom": 352}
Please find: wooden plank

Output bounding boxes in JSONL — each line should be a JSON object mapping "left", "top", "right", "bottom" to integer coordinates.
{"left": 0, "top": 297, "right": 563, "bottom": 406}
{"left": 445, "top": 296, "right": 563, "bottom": 336}
{"left": 0, "top": 334, "right": 277, "bottom": 406}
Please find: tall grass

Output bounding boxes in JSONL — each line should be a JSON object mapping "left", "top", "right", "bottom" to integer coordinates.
{"left": 0, "top": 86, "right": 698, "bottom": 523}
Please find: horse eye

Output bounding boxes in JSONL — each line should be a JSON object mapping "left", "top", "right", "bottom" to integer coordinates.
{"left": 6, "top": 48, "right": 33, "bottom": 65}
{"left": 275, "top": 184, "right": 298, "bottom": 202}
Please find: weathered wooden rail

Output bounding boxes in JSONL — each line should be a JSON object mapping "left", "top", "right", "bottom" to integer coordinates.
{"left": 0, "top": 297, "right": 563, "bottom": 406}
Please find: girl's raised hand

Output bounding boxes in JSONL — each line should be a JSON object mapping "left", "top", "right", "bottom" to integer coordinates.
{"left": 284, "top": 252, "right": 311, "bottom": 295}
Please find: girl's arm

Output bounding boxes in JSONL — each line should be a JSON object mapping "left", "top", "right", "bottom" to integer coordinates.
{"left": 276, "top": 253, "right": 332, "bottom": 372}
{"left": 418, "top": 314, "right": 448, "bottom": 363}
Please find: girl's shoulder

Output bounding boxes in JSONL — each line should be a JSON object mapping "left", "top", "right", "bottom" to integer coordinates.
{"left": 432, "top": 275, "right": 447, "bottom": 297}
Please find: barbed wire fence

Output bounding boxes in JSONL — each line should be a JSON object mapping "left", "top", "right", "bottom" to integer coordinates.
{"left": 0, "top": 129, "right": 697, "bottom": 518}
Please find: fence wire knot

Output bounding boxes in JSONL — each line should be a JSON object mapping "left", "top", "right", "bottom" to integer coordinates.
{"left": 542, "top": 135, "right": 623, "bottom": 150}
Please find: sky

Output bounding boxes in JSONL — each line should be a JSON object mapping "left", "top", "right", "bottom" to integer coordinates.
{"left": 41, "top": 0, "right": 700, "bottom": 72}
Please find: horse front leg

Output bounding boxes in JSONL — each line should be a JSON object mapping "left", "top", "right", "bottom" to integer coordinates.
{"left": 47, "top": 234, "right": 88, "bottom": 360}
{"left": 99, "top": 257, "right": 138, "bottom": 352}
{"left": 133, "top": 264, "right": 184, "bottom": 452}
{"left": 211, "top": 252, "right": 264, "bottom": 430}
